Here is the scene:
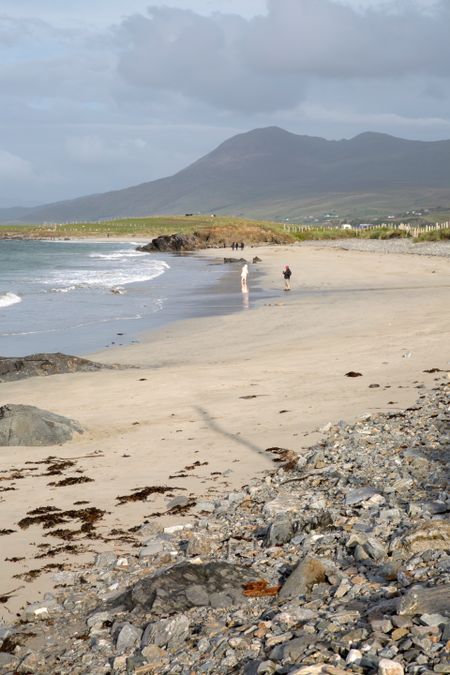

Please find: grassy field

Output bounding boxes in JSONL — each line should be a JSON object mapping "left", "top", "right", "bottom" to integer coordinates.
{"left": 0, "top": 215, "right": 448, "bottom": 243}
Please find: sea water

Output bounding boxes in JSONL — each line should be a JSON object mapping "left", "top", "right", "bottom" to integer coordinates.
{"left": 0, "top": 239, "right": 248, "bottom": 357}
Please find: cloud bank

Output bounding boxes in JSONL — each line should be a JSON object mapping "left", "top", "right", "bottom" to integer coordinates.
{"left": 1, "top": 0, "right": 450, "bottom": 206}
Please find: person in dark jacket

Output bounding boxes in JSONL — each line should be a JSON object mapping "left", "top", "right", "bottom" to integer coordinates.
{"left": 282, "top": 265, "right": 292, "bottom": 290}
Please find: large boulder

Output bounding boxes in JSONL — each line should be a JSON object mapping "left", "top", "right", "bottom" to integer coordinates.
{"left": 114, "top": 561, "right": 262, "bottom": 615}
{"left": 137, "top": 234, "right": 202, "bottom": 253}
{"left": 0, "top": 404, "right": 83, "bottom": 446}
{"left": 0, "top": 353, "right": 112, "bottom": 383}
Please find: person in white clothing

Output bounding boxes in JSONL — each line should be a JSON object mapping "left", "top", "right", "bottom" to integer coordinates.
{"left": 241, "top": 264, "right": 248, "bottom": 292}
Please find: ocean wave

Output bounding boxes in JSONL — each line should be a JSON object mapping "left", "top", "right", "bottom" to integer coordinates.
{"left": 43, "top": 261, "right": 170, "bottom": 290}
{"left": 0, "top": 292, "right": 22, "bottom": 308}
{"left": 88, "top": 250, "right": 145, "bottom": 260}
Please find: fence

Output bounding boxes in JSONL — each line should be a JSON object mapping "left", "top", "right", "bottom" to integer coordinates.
{"left": 283, "top": 221, "right": 450, "bottom": 237}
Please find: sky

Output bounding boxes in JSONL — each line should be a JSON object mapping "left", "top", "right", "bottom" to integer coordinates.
{"left": 1, "top": 0, "right": 450, "bottom": 207}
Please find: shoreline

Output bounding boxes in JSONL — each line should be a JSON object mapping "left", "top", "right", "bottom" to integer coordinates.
{"left": 0, "top": 241, "right": 449, "bottom": 623}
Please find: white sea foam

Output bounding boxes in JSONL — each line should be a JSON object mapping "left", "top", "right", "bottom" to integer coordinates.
{"left": 0, "top": 292, "right": 22, "bottom": 308}
{"left": 88, "top": 250, "right": 145, "bottom": 260}
{"left": 44, "top": 260, "right": 170, "bottom": 290}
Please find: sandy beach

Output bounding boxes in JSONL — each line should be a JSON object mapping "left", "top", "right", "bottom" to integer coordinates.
{"left": 1, "top": 241, "right": 449, "bottom": 621}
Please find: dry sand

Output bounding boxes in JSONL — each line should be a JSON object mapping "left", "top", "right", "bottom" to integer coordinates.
{"left": 1, "top": 242, "right": 449, "bottom": 620}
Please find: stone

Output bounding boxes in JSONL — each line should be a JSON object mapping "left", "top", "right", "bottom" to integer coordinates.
{"left": 141, "top": 615, "right": 190, "bottom": 648}
{"left": 273, "top": 605, "right": 315, "bottom": 627}
{"left": 115, "top": 623, "right": 142, "bottom": 654}
{"left": 95, "top": 552, "right": 118, "bottom": 569}
{"left": 269, "top": 635, "right": 316, "bottom": 661}
{"left": 398, "top": 585, "right": 450, "bottom": 616}
{"left": 137, "top": 233, "right": 202, "bottom": 253}
{"left": 186, "top": 532, "right": 214, "bottom": 557}
{"left": 346, "top": 649, "right": 363, "bottom": 664}
{"left": 24, "top": 599, "right": 62, "bottom": 620}
{"left": 0, "top": 653, "right": 16, "bottom": 670}
{"left": 129, "top": 561, "right": 260, "bottom": 614}
{"left": 378, "top": 658, "right": 405, "bottom": 675}
{"left": 0, "top": 404, "right": 83, "bottom": 446}
{"left": 345, "top": 487, "right": 380, "bottom": 505}
{"left": 0, "top": 352, "right": 112, "bottom": 383}
{"left": 289, "top": 663, "right": 347, "bottom": 674}
{"left": 264, "top": 518, "right": 294, "bottom": 546}
{"left": 364, "top": 536, "right": 386, "bottom": 560}
{"left": 17, "top": 652, "right": 39, "bottom": 673}
{"left": 420, "top": 614, "right": 449, "bottom": 626}
{"left": 166, "top": 495, "right": 189, "bottom": 509}
{"left": 279, "top": 557, "right": 327, "bottom": 599}
{"left": 140, "top": 643, "right": 166, "bottom": 668}
{"left": 263, "top": 494, "right": 302, "bottom": 517}
{"left": 399, "top": 522, "right": 450, "bottom": 553}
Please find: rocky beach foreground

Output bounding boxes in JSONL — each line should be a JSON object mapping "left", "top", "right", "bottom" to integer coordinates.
{"left": 0, "top": 378, "right": 448, "bottom": 674}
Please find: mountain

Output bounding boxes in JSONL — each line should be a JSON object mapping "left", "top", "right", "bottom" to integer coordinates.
{"left": 2, "top": 127, "right": 450, "bottom": 223}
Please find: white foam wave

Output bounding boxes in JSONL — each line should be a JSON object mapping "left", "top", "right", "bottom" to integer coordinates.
{"left": 44, "top": 261, "right": 170, "bottom": 290}
{"left": 89, "top": 250, "right": 145, "bottom": 260}
{"left": 0, "top": 292, "right": 22, "bottom": 308}
{"left": 49, "top": 286, "right": 77, "bottom": 293}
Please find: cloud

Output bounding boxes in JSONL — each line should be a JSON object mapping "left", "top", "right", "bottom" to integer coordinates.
{"left": 0, "top": 149, "right": 33, "bottom": 179}
{"left": 65, "top": 135, "right": 147, "bottom": 163}
{"left": 115, "top": 0, "right": 450, "bottom": 114}
{"left": 116, "top": 6, "right": 304, "bottom": 113}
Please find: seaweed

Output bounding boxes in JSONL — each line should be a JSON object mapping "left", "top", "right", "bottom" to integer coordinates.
{"left": 48, "top": 476, "right": 94, "bottom": 487}
{"left": 116, "top": 485, "right": 185, "bottom": 505}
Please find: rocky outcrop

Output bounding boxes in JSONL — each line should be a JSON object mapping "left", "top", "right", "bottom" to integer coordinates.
{"left": 0, "top": 352, "right": 112, "bottom": 383}
{"left": 137, "top": 234, "right": 202, "bottom": 253}
{"left": 0, "top": 404, "right": 83, "bottom": 446}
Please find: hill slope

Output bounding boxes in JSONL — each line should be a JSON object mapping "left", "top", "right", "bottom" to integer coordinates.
{"left": 3, "top": 127, "right": 450, "bottom": 222}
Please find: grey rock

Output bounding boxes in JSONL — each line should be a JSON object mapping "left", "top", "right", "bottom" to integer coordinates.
{"left": 129, "top": 561, "right": 260, "bottom": 614}
{"left": 420, "top": 613, "right": 449, "bottom": 626}
{"left": 345, "top": 487, "right": 379, "bottom": 505}
{"left": 0, "top": 352, "right": 112, "bottom": 383}
{"left": 141, "top": 614, "right": 190, "bottom": 648}
{"left": 269, "top": 635, "right": 316, "bottom": 661}
{"left": 398, "top": 585, "right": 450, "bottom": 616}
{"left": 95, "top": 552, "right": 118, "bottom": 569}
{"left": 264, "top": 518, "right": 294, "bottom": 546}
{"left": 0, "top": 404, "right": 83, "bottom": 446}
{"left": 364, "top": 536, "right": 387, "bottom": 560}
{"left": 279, "top": 557, "right": 327, "bottom": 599}
{"left": 137, "top": 233, "right": 201, "bottom": 253}
{"left": 115, "top": 623, "right": 142, "bottom": 654}
{"left": 0, "top": 652, "right": 16, "bottom": 670}
{"left": 166, "top": 495, "right": 190, "bottom": 510}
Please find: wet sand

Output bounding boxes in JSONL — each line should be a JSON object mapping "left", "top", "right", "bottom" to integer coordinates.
{"left": 0, "top": 242, "right": 449, "bottom": 620}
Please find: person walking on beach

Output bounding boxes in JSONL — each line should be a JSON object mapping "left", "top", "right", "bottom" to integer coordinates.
{"left": 283, "top": 265, "right": 292, "bottom": 291}
{"left": 241, "top": 263, "right": 248, "bottom": 292}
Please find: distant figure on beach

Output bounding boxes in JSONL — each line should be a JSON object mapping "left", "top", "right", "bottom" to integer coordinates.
{"left": 283, "top": 265, "right": 292, "bottom": 291}
{"left": 241, "top": 263, "right": 248, "bottom": 292}
{"left": 231, "top": 242, "right": 235, "bottom": 251}
{"left": 240, "top": 242, "right": 244, "bottom": 250}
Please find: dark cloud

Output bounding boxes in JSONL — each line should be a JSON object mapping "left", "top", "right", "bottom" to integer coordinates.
{"left": 116, "top": 7, "right": 304, "bottom": 112}
{"left": 115, "top": 1, "right": 450, "bottom": 113}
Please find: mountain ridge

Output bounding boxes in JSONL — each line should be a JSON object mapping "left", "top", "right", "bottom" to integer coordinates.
{"left": 2, "top": 127, "right": 450, "bottom": 223}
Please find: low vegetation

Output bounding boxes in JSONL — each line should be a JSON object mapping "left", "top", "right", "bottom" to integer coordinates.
{"left": 0, "top": 215, "right": 448, "bottom": 244}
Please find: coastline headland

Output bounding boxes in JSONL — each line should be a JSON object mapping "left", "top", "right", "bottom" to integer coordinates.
{"left": 0, "top": 240, "right": 449, "bottom": 673}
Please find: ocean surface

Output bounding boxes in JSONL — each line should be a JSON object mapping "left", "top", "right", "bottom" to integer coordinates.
{"left": 0, "top": 239, "right": 262, "bottom": 357}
